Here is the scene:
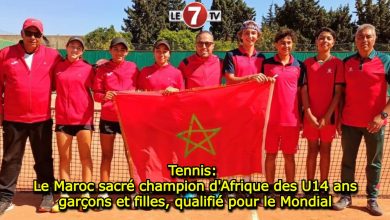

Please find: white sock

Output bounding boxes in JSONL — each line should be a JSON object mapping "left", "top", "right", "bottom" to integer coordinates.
{"left": 98, "top": 193, "right": 109, "bottom": 198}
{"left": 60, "top": 193, "right": 70, "bottom": 198}
{"left": 81, "top": 192, "right": 90, "bottom": 198}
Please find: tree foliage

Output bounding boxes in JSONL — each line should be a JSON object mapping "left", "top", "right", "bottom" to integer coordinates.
{"left": 327, "top": 6, "right": 355, "bottom": 49}
{"left": 114, "top": 0, "right": 390, "bottom": 51}
{"left": 122, "top": 0, "right": 189, "bottom": 46}
{"left": 152, "top": 29, "right": 238, "bottom": 51}
{"left": 274, "top": 0, "right": 329, "bottom": 47}
{"left": 210, "top": 0, "right": 256, "bottom": 41}
{"left": 157, "top": 29, "right": 197, "bottom": 50}
{"left": 214, "top": 40, "right": 236, "bottom": 51}
{"left": 257, "top": 24, "right": 280, "bottom": 51}
{"left": 167, "top": 0, "right": 187, "bottom": 31}
{"left": 355, "top": 0, "right": 390, "bottom": 45}
{"left": 84, "top": 25, "right": 132, "bottom": 50}
{"left": 261, "top": 0, "right": 355, "bottom": 50}
{"left": 122, "top": 0, "right": 165, "bottom": 45}
{"left": 259, "top": 4, "right": 280, "bottom": 51}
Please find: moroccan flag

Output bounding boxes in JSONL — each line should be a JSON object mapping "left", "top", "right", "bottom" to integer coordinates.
{"left": 115, "top": 82, "right": 273, "bottom": 183}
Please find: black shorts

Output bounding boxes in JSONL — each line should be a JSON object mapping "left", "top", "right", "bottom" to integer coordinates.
{"left": 99, "top": 119, "right": 121, "bottom": 134}
{"left": 55, "top": 124, "right": 94, "bottom": 136}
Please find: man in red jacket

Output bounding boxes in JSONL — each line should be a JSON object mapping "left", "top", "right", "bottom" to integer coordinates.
{"left": 0, "top": 18, "right": 61, "bottom": 215}
{"left": 178, "top": 31, "right": 222, "bottom": 89}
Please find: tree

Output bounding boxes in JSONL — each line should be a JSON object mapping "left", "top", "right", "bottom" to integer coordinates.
{"left": 256, "top": 24, "right": 280, "bottom": 51}
{"left": 355, "top": 0, "right": 390, "bottom": 46}
{"left": 167, "top": 0, "right": 187, "bottom": 31}
{"left": 122, "top": 0, "right": 165, "bottom": 46}
{"left": 210, "top": 0, "right": 256, "bottom": 41}
{"left": 271, "top": 0, "right": 356, "bottom": 51}
{"left": 274, "top": 0, "right": 329, "bottom": 49}
{"left": 157, "top": 29, "right": 238, "bottom": 51}
{"left": 122, "top": 0, "right": 191, "bottom": 47}
{"left": 376, "top": 0, "right": 390, "bottom": 45}
{"left": 259, "top": 4, "right": 280, "bottom": 51}
{"left": 157, "top": 29, "right": 197, "bottom": 50}
{"left": 262, "top": 4, "right": 278, "bottom": 28}
{"left": 327, "top": 6, "right": 355, "bottom": 50}
{"left": 214, "top": 40, "right": 236, "bottom": 51}
{"left": 355, "top": 0, "right": 376, "bottom": 24}
{"left": 84, "top": 25, "right": 132, "bottom": 50}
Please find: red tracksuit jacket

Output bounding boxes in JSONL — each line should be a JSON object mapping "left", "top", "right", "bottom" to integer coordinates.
{"left": 0, "top": 43, "right": 61, "bottom": 123}
{"left": 54, "top": 59, "right": 95, "bottom": 125}
{"left": 93, "top": 60, "right": 138, "bottom": 122}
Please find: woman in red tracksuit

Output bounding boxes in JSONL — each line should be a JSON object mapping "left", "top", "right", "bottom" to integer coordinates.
{"left": 52, "top": 37, "right": 94, "bottom": 208}
{"left": 93, "top": 37, "right": 138, "bottom": 199}
{"left": 137, "top": 39, "right": 184, "bottom": 92}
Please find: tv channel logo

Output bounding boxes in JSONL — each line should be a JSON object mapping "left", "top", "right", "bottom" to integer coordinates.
{"left": 169, "top": 2, "right": 221, "bottom": 29}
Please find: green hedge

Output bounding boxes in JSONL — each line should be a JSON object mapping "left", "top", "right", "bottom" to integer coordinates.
{"left": 59, "top": 50, "right": 364, "bottom": 69}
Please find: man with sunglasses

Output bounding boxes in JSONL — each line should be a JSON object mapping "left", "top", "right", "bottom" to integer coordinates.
{"left": 333, "top": 24, "right": 390, "bottom": 216}
{"left": 0, "top": 18, "right": 61, "bottom": 215}
{"left": 177, "top": 31, "right": 222, "bottom": 200}
{"left": 178, "top": 31, "right": 222, "bottom": 89}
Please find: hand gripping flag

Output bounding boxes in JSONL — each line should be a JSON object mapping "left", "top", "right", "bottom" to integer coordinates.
{"left": 115, "top": 82, "right": 274, "bottom": 183}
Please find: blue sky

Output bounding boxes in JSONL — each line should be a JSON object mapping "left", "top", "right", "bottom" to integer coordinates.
{"left": 0, "top": 0, "right": 356, "bottom": 35}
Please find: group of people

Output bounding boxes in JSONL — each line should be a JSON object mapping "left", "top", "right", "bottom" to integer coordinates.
{"left": 0, "top": 17, "right": 387, "bottom": 217}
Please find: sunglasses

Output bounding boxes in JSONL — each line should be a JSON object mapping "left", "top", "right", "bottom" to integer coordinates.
{"left": 196, "top": 41, "right": 214, "bottom": 47}
{"left": 24, "top": 30, "right": 42, "bottom": 38}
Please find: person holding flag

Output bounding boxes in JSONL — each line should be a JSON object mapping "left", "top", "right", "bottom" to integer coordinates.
{"left": 93, "top": 37, "right": 139, "bottom": 200}
{"left": 223, "top": 20, "right": 274, "bottom": 195}
{"left": 178, "top": 31, "right": 222, "bottom": 89}
{"left": 223, "top": 20, "right": 268, "bottom": 84}
{"left": 137, "top": 39, "right": 184, "bottom": 92}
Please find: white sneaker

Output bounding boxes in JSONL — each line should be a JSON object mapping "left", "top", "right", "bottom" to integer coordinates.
{"left": 0, "top": 201, "right": 14, "bottom": 216}
{"left": 6, "top": 203, "right": 14, "bottom": 211}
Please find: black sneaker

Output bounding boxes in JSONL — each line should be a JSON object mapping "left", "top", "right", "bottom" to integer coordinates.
{"left": 93, "top": 194, "right": 108, "bottom": 212}
{"left": 366, "top": 199, "right": 383, "bottom": 216}
{"left": 38, "top": 193, "right": 54, "bottom": 212}
{"left": 0, "top": 200, "right": 14, "bottom": 216}
{"left": 333, "top": 195, "right": 352, "bottom": 211}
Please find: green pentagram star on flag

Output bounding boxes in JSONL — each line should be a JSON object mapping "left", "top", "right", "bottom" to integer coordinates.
{"left": 177, "top": 114, "right": 221, "bottom": 158}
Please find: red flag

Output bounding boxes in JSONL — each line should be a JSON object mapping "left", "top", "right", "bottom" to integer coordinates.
{"left": 115, "top": 82, "right": 273, "bottom": 183}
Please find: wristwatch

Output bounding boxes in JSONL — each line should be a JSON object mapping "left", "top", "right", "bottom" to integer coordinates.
{"left": 380, "top": 112, "right": 388, "bottom": 119}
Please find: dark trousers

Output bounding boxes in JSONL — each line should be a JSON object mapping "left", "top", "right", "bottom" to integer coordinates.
{"left": 341, "top": 124, "right": 384, "bottom": 198}
{"left": 0, "top": 119, "right": 54, "bottom": 201}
